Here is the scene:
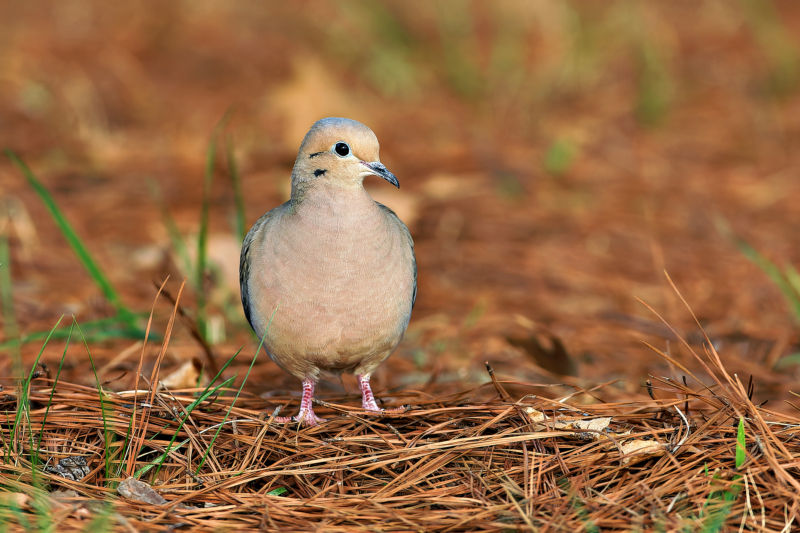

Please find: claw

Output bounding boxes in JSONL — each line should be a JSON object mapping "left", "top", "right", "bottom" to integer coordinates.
{"left": 271, "top": 379, "right": 326, "bottom": 427}
{"left": 358, "top": 374, "right": 404, "bottom": 413}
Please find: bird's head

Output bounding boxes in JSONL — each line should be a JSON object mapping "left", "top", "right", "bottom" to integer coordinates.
{"left": 291, "top": 117, "right": 399, "bottom": 195}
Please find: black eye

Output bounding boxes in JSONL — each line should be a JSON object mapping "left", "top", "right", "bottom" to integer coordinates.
{"left": 334, "top": 142, "right": 350, "bottom": 157}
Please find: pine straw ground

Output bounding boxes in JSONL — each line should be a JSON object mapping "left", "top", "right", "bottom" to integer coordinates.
{"left": 2, "top": 368, "right": 800, "bottom": 531}
{"left": 2, "top": 298, "right": 800, "bottom": 532}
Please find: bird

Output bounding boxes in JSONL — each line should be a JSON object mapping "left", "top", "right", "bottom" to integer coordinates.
{"left": 240, "top": 117, "right": 416, "bottom": 426}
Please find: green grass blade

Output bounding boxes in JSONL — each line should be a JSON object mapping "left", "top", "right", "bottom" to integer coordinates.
{"left": 138, "top": 350, "right": 242, "bottom": 447}
{"left": 24, "top": 399, "right": 41, "bottom": 488}
{"left": 80, "top": 502, "right": 114, "bottom": 533}
{"left": 115, "top": 410, "right": 136, "bottom": 479}
{"left": 183, "top": 347, "right": 243, "bottom": 413}
{"left": 196, "top": 305, "right": 275, "bottom": 474}
{"left": 196, "top": 133, "right": 214, "bottom": 339}
{"left": 5, "top": 150, "right": 134, "bottom": 322}
{"left": 74, "top": 318, "right": 114, "bottom": 488}
{"left": 0, "top": 225, "right": 21, "bottom": 381}
{"left": 735, "top": 417, "right": 746, "bottom": 469}
{"left": 35, "top": 321, "right": 74, "bottom": 465}
{"left": 635, "top": 39, "right": 672, "bottom": 127}
{"left": 197, "top": 110, "right": 234, "bottom": 340}
{"left": 785, "top": 263, "right": 800, "bottom": 300}
{"left": 147, "top": 375, "right": 236, "bottom": 480}
{"left": 774, "top": 351, "right": 800, "bottom": 369}
{"left": 8, "top": 499, "right": 30, "bottom": 531}
{"left": 699, "top": 503, "right": 733, "bottom": 533}
{"left": 7, "top": 316, "right": 64, "bottom": 463}
{"left": 736, "top": 238, "right": 800, "bottom": 321}
{"left": 132, "top": 380, "right": 236, "bottom": 479}
{"left": 0, "top": 502, "right": 9, "bottom": 531}
{"left": 716, "top": 213, "right": 800, "bottom": 323}
{"left": 195, "top": 364, "right": 205, "bottom": 394}
{"left": 146, "top": 179, "right": 192, "bottom": 276}
{"left": 31, "top": 492, "right": 54, "bottom": 533}
{"left": 134, "top": 377, "right": 236, "bottom": 478}
{"left": 226, "top": 136, "right": 247, "bottom": 244}
{"left": 543, "top": 138, "right": 576, "bottom": 177}
{"left": 738, "top": 0, "right": 800, "bottom": 97}
{"left": 135, "top": 346, "right": 242, "bottom": 477}
{"left": 182, "top": 376, "right": 236, "bottom": 415}
{"left": 0, "top": 315, "right": 153, "bottom": 350}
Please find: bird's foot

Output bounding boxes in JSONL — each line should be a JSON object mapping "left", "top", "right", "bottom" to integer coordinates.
{"left": 271, "top": 379, "right": 327, "bottom": 426}
{"left": 273, "top": 409, "right": 327, "bottom": 427}
{"left": 357, "top": 374, "right": 407, "bottom": 414}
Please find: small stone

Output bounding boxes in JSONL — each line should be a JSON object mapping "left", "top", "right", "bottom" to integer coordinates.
{"left": 117, "top": 478, "right": 168, "bottom": 505}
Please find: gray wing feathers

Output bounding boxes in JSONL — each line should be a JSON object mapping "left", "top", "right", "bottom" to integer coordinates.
{"left": 377, "top": 203, "right": 417, "bottom": 310}
{"left": 239, "top": 206, "right": 283, "bottom": 333}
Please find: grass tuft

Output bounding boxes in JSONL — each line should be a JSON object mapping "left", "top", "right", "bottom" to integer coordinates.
{"left": 0, "top": 215, "right": 21, "bottom": 381}
{"left": 196, "top": 110, "right": 235, "bottom": 342}
{"left": 32, "top": 321, "right": 73, "bottom": 478}
{"left": 7, "top": 316, "right": 63, "bottom": 464}
{"left": 4, "top": 150, "right": 147, "bottom": 345}
{"left": 717, "top": 216, "right": 800, "bottom": 327}
{"left": 196, "top": 305, "right": 275, "bottom": 474}
{"left": 147, "top": 179, "right": 192, "bottom": 276}
{"left": 74, "top": 318, "right": 115, "bottom": 488}
{"left": 5, "top": 151, "right": 133, "bottom": 321}
{"left": 226, "top": 135, "right": 247, "bottom": 245}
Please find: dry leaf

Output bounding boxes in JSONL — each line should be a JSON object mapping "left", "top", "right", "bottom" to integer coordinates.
{"left": 620, "top": 439, "right": 667, "bottom": 466}
{"left": 525, "top": 408, "right": 614, "bottom": 441}
{"left": 572, "top": 417, "right": 612, "bottom": 432}
{"left": 525, "top": 407, "right": 546, "bottom": 425}
{"left": 160, "top": 359, "right": 205, "bottom": 390}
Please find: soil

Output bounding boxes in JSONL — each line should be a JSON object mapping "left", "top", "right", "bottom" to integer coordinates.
{"left": 1, "top": 1, "right": 799, "bottom": 413}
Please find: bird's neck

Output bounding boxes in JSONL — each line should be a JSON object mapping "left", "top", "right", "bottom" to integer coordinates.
{"left": 291, "top": 182, "right": 379, "bottom": 222}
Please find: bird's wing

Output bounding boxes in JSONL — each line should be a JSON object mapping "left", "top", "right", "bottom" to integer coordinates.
{"left": 239, "top": 204, "right": 287, "bottom": 333}
{"left": 376, "top": 202, "right": 417, "bottom": 310}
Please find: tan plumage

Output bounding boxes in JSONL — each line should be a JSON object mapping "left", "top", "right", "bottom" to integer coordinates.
{"left": 240, "top": 117, "right": 416, "bottom": 425}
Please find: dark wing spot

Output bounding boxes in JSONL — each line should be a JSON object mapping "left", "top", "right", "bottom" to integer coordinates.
{"left": 411, "top": 257, "right": 417, "bottom": 310}
{"left": 309, "top": 151, "right": 324, "bottom": 158}
{"left": 240, "top": 210, "right": 275, "bottom": 334}
{"left": 239, "top": 239, "right": 255, "bottom": 332}
{"left": 314, "top": 169, "right": 327, "bottom": 177}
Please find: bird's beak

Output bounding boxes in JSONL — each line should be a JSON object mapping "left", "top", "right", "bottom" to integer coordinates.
{"left": 360, "top": 161, "right": 400, "bottom": 188}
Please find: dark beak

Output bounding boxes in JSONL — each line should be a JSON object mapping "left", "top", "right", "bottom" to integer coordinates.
{"left": 361, "top": 161, "right": 399, "bottom": 188}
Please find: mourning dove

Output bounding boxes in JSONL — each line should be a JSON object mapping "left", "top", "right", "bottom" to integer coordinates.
{"left": 240, "top": 117, "right": 416, "bottom": 426}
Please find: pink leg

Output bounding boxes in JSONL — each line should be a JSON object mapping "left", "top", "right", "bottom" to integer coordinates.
{"left": 273, "top": 379, "right": 326, "bottom": 426}
{"left": 357, "top": 374, "right": 405, "bottom": 413}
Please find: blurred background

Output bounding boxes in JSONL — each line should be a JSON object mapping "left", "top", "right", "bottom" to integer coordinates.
{"left": 1, "top": 0, "right": 799, "bottom": 409}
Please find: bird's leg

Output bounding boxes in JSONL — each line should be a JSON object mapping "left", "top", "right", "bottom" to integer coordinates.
{"left": 357, "top": 374, "right": 406, "bottom": 413}
{"left": 273, "top": 379, "right": 326, "bottom": 426}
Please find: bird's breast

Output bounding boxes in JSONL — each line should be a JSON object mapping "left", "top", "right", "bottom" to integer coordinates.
{"left": 247, "top": 199, "right": 414, "bottom": 368}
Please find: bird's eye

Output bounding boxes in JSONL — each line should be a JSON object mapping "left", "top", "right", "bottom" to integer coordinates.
{"left": 334, "top": 142, "right": 350, "bottom": 157}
